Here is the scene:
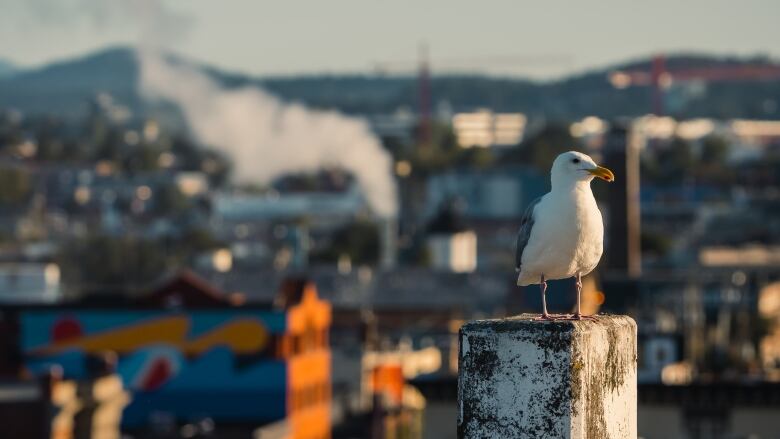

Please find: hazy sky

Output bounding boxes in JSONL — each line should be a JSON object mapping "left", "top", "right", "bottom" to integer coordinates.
{"left": 1, "top": 0, "right": 779, "bottom": 79}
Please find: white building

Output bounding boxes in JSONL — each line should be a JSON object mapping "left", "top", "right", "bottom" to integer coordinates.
{"left": 427, "top": 231, "right": 477, "bottom": 273}
{"left": 452, "top": 110, "right": 526, "bottom": 148}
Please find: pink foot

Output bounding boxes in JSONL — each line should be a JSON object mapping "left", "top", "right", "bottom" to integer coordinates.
{"left": 535, "top": 313, "right": 574, "bottom": 321}
{"left": 573, "top": 313, "right": 599, "bottom": 321}
{"left": 535, "top": 313, "right": 599, "bottom": 321}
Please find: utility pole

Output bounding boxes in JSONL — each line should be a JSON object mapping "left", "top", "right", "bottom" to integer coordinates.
{"left": 417, "top": 42, "right": 432, "bottom": 147}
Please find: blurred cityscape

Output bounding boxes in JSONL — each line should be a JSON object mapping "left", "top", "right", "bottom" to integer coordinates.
{"left": 0, "top": 16, "right": 780, "bottom": 439}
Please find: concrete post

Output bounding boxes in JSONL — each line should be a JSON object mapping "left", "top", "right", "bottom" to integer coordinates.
{"left": 458, "top": 314, "right": 637, "bottom": 439}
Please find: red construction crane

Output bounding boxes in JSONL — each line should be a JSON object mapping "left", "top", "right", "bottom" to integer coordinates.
{"left": 418, "top": 43, "right": 432, "bottom": 146}
{"left": 609, "top": 54, "right": 780, "bottom": 115}
{"left": 372, "top": 48, "right": 571, "bottom": 146}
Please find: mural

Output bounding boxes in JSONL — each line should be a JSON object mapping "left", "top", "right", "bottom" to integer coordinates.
{"left": 18, "top": 276, "right": 332, "bottom": 438}
{"left": 21, "top": 310, "right": 288, "bottom": 426}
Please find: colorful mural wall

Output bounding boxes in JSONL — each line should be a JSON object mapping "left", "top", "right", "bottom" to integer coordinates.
{"left": 18, "top": 278, "right": 332, "bottom": 439}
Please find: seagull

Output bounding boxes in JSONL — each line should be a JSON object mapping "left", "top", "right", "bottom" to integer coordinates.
{"left": 515, "top": 151, "right": 615, "bottom": 320}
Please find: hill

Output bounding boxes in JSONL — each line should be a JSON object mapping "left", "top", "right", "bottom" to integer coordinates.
{"left": 0, "top": 59, "right": 16, "bottom": 79}
{"left": 0, "top": 47, "right": 779, "bottom": 120}
{"left": 0, "top": 48, "right": 140, "bottom": 116}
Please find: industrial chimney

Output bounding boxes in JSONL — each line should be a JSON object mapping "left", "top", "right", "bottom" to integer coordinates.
{"left": 379, "top": 217, "right": 398, "bottom": 270}
{"left": 602, "top": 122, "right": 642, "bottom": 278}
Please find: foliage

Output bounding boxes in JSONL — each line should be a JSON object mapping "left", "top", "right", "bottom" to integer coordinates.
{"left": 395, "top": 121, "right": 499, "bottom": 177}
{"left": 642, "top": 137, "right": 695, "bottom": 184}
{"left": 122, "top": 143, "right": 163, "bottom": 173}
{"left": 0, "top": 166, "right": 32, "bottom": 205}
{"left": 58, "top": 227, "right": 224, "bottom": 295}
{"left": 640, "top": 231, "right": 672, "bottom": 257}
{"left": 700, "top": 135, "right": 730, "bottom": 166}
{"left": 153, "top": 184, "right": 190, "bottom": 216}
{"left": 502, "top": 123, "right": 578, "bottom": 173}
{"left": 58, "top": 235, "right": 171, "bottom": 294}
{"left": 455, "top": 147, "right": 495, "bottom": 169}
{"left": 404, "top": 121, "right": 460, "bottom": 174}
{"left": 311, "top": 220, "right": 380, "bottom": 265}
{"left": 642, "top": 136, "right": 736, "bottom": 185}
{"left": 175, "top": 227, "right": 224, "bottom": 256}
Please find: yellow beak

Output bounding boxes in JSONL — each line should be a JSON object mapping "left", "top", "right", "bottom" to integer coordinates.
{"left": 587, "top": 166, "right": 615, "bottom": 182}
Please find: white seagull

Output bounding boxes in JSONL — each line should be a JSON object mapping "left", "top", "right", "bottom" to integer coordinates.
{"left": 515, "top": 151, "right": 615, "bottom": 320}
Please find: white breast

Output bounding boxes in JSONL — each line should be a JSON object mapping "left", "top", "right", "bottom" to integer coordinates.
{"left": 517, "top": 188, "right": 604, "bottom": 285}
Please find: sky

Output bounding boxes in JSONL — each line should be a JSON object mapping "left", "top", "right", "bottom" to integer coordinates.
{"left": 1, "top": 0, "right": 779, "bottom": 79}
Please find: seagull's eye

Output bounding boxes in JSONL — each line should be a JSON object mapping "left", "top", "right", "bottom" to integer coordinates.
{"left": 572, "top": 158, "right": 580, "bottom": 164}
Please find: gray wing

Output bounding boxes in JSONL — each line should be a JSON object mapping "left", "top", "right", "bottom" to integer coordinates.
{"left": 515, "top": 196, "right": 542, "bottom": 273}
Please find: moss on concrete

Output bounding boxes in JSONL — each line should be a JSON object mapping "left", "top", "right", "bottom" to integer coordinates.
{"left": 458, "top": 314, "right": 637, "bottom": 439}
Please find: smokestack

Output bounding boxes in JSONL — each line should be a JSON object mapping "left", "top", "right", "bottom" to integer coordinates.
{"left": 289, "top": 222, "right": 309, "bottom": 271}
{"left": 379, "top": 217, "right": 397, "bottom": 270}
{"left": 603, "top": 122, "right": 642, "bottom": 278}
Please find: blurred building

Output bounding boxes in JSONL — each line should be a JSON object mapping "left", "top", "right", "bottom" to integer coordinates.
{"left": 214, "top": 188, "right": 365, "bottom": 226}
{"left": 3, "top": 272, "right": 332, "bottom": 439}
{"left": 425, "top": 167, "right": 545, "bottom": 220}
{"left": 213, "top": 185, "right": 370, "bottom": 270}
{"left": 452, "top": 110, "right": 526, "bottom": 148}
{"left": 424, "top": 166, "right": 546, "bottom": 270}
{"left": 427, "top": 232, "right": 477, "bottom": 273}
{"left": 0, "top": 361, "right": 128, "bottom": 439}
{"left": 425, "top": 201, "right": 477, "bottom": 273}
{"left": 637, "top": 334, "right": 682, "bottom": 383}
{"left": 368, "top": 109, "right": 417, "bottom": 145}
{"left": 603, "top": 123, "right": 642, "bottom": 277}
{"left": 758, "top": 281, "right": 780, "bottom": 380}
{"left": 0, "top": 263, "right": 61, "bottom": 304}
{"left": 627, "top": 115, "right": 780, "bottom": 162}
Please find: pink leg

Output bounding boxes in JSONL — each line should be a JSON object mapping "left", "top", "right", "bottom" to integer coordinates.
{"left": 574, "top": 273, "right": 582, "bottom": 319}
{"left": 540, "top": 274, "right": 550, "bottom": 319}
{"left": 574, "top": 273, "right": 597, "bottom": 321}
{"left": 536, "top": 275, "right": 583, "bottom": 321}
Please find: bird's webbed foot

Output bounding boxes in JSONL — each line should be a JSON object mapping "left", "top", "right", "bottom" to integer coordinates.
{"left": 535, "top": 313, "right": 574, "bottom": 321}
{"left": 572, "top": 313, "right": 599, "bottom": 321}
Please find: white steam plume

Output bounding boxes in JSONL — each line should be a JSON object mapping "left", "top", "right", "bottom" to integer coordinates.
{"left": 137, "top": 50, "right": 398, "bottom": 218}
{"left": 14, "top": 0, "right": 398, "bottom": 216}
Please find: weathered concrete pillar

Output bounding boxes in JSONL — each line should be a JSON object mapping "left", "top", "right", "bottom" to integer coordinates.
{"left": 458, "top": 314, "right": 637, "bottom": 439}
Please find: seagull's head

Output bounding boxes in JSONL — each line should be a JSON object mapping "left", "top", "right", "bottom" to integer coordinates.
{"left": 551, "top": 151, "right": 615, "bottom": 187}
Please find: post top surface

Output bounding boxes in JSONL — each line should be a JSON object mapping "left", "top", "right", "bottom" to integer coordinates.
{"left": 460, "top": 313, "right": 636, "bottom": 335}
{"left": 457, "top": 313, "right": 638, "bottom": 439}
